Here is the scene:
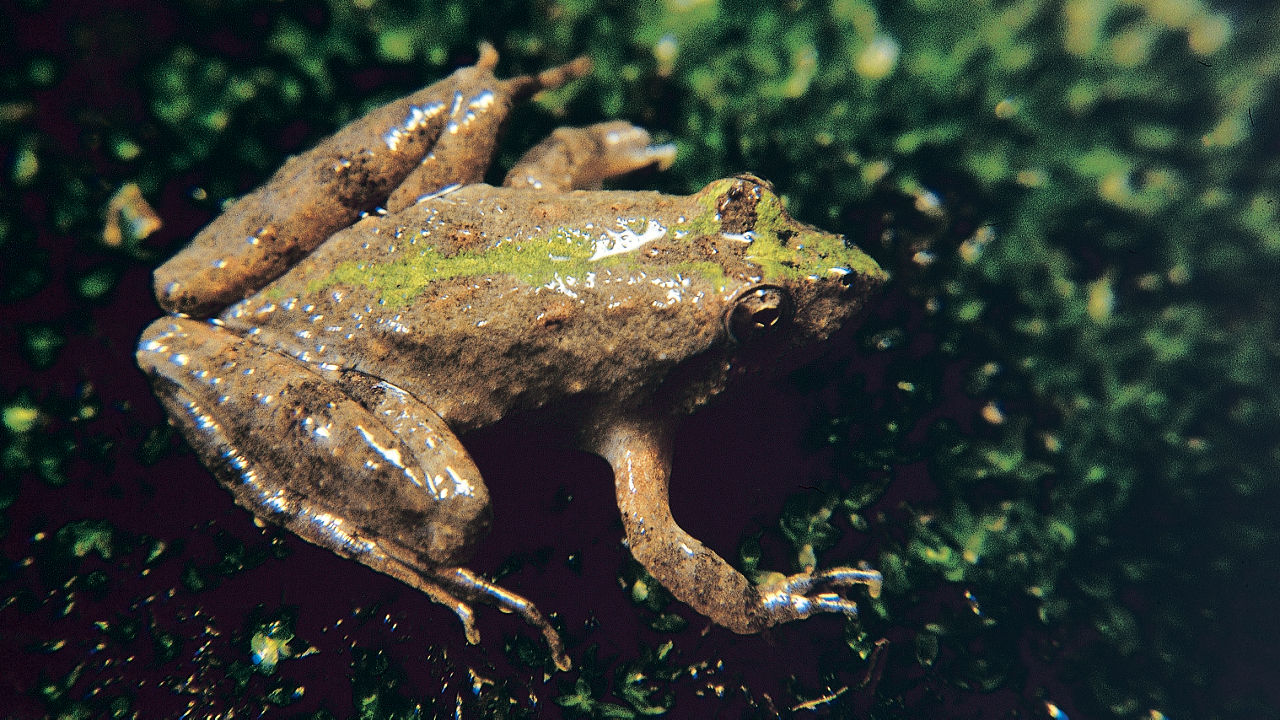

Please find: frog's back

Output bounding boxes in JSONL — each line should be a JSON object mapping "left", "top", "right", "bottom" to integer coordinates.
{"left": 219, "top": 185, "right": 740, "bottom": 430}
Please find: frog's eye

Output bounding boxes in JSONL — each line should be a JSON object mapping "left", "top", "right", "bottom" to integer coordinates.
{"left": 725, "top": 285, "right": 793, "bottom": 343}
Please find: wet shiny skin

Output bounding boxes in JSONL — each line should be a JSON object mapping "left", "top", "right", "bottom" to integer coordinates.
{"left": 137, "top": 46, "right": 886, "bottom": 671}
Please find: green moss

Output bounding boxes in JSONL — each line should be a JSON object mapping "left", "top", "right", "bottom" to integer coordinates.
{"left": 3, "top": 402, "right": 39, "bottom": 433}
{"left": 668, "top": 260, "right": 727, "bottom": 287}
{"left": 680, "top": 178, "right": 730, "bottom": 236}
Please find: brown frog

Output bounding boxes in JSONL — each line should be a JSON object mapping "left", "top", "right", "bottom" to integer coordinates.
{"left": 137, "top": 45, "right": 886, "bottom": 671}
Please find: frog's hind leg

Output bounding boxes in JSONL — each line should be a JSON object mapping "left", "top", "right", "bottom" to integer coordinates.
{"left": 153, "top": 45, "right": 591, "bottom": 318}
{"left": 138, "top": 316, "right": 570, "bottom": 670}
{"left": 269, "top": 511, "right": 573, "bottom": 670}
{"left": 503, "top": 121, "right": 677, "bottom": 192}
{"left": 254, "top": 503, "right": 573, "bottom": 671}
{"left": 267, "top": 512, "right": 475, "bottom": 645}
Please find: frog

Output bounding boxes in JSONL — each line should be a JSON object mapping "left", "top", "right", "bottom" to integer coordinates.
{"left": 137, "top": 44, "right": 887, "bottom": 672}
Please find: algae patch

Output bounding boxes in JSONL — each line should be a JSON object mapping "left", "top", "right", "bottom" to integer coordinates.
{"left": 309, "top": 226, "right": 607, "bottom": 305}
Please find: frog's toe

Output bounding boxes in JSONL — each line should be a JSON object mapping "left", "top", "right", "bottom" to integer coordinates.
{"left": 433, "top": 568, "right": 572, "bottom": 671}
{"left": 429, "top": 591, "right": 482, "bottom": 647}
{"left": 760, "top": 588, "right": 859, "bottom": 619}
{"left": 810, "top": 592, "right": 861, "bottom": 615}
{"left": 804, "top": 566, "right": 884, "bottom": 599}
{"left": 590, "top": 121, "right": 677, "bottom": 173}
{"left": 375, "top": 558, "right": 482, "bottom": 644}
{"left": 757, "top": 566, "right": 882, "bottom": 624}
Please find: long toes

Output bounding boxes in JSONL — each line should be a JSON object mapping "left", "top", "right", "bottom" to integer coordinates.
{"left": 810, "top": 567, "right": 884, "bottom": 598}
{"left": 810, "top": 592, "right": 861, "bottom": 616}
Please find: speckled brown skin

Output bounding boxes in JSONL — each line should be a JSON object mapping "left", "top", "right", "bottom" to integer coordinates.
{"left": 221, "top": 185, "right": 734, "bottom": 431}
{"left": 138, "top": 48, "right": 884, "bottom": 672}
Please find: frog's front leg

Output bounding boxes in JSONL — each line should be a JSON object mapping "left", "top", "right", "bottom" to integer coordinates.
{"left": 503, "top": 121, "right": 676, "bottom": 192}
{"left": 589, "top": 419, "right": 881, "bottom": 634}
{"left": 137, "top": 317, "right": 570, "bottom": 670}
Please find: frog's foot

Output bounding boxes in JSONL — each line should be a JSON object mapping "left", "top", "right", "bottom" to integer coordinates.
{"left": 368, "top": 554, "right": 571, "bottom": 672}
{"left": 503, "top": 121, "right": 677, "bottom": 192}
{"left": 756, "top": 566, "right": 883, "bottom": 625}
{"left": 357, "top": 554, "right": 480, "bottom": 643}
{"left": 427, "top": 567, "right": 572, "bottom": 671}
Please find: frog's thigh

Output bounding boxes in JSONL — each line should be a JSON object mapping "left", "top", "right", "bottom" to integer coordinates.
{"left": 502, "top": 121, "right": 677, "bottom": 192}
{"left": 138, "top": 317, "right": 492, "bottom": 565}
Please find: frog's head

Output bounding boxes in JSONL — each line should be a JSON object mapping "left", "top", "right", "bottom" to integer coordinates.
{"left": 686, "top": 175, "right": 887, "bottom": 350}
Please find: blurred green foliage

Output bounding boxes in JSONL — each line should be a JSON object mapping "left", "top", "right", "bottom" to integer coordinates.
{"left": 2, "top": 0, "right": 1277, "bottom": 717}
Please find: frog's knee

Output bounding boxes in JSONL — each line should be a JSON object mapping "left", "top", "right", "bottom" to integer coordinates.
{"left": 136, "top": 316, "right": 212, "bottom": 379}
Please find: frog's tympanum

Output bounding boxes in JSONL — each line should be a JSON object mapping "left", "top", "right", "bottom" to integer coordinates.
{"left": 138, "top": 45, "right": 886, "bottom": 671}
